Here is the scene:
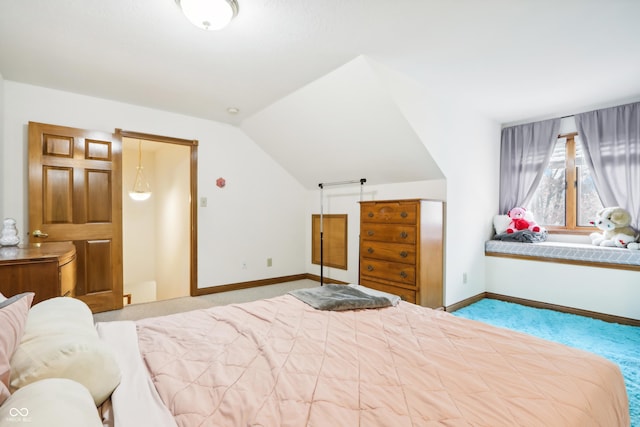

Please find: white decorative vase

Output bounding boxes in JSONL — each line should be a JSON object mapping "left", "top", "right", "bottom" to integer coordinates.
{"left": 0, "top": 218, "right": 20, "bottom": 246}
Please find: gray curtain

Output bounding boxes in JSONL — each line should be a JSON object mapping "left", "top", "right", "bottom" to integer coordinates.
{"left": 575, "top": 102, "right": 640, "bottom": 230}
{"left": 499, "top": 118, "right": 561, "bottom": 214}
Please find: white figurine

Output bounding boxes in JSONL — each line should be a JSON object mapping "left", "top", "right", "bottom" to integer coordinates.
{"left": 0, "top": 218, "right": 20, "bottom": 246}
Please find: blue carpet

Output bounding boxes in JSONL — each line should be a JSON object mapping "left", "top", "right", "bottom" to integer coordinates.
{"left": 453, "top": 298, "right": 640, "bottom": 426}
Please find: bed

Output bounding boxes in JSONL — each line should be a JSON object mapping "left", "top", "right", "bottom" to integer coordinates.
{"left": 96, "top": 285, "right": 629, "bottom": 427}
{"left": 1, "top": 286, "right": 630, "bottom": 426}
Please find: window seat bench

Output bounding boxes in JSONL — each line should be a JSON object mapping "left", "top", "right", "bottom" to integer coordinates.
{"left": 485, "top": 240, "right": 640, "bottom": 271}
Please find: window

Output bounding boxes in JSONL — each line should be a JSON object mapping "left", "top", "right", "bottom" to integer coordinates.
{"left": 528, "top": 133, "right": 604, "bottom": 232}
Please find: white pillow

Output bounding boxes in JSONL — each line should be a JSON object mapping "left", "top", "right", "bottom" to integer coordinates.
{"left": 0, "top": 378, "right": 102, "bottom": 427}
{"left": 0, "top": 293, "right": 34, "bottom": 406}
{"left": 493, "top": 214, "right": 511, "bottom": 235}
{"left": 9, "top": 298, "right": 121, "bottom": 406}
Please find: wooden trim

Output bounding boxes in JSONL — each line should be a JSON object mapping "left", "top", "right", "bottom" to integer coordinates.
{"left": 190, "top": 145, "right": 198, "bottom": 299}
{"left": 445, "top": 291, "right": 640, "bottom": 326}
{"left": 192, "top": 273, "right": 350, "bottom": 297}
{"left": 444, "top": 292, "right": 485, "bottom": 312}
{"left": 485, "top": 292, "right": 640, "bottom": 327}
{"left": 192, "top": 274, "right": 309, "bottom": 296}
{"left": 116, "top": 130, "right": 199, "bottom": 299}
{"left": 118, "top": 130, "right": 199, "bottom": 147}
{"left": 485, "top": 250, "right": 640, "bottom": 272}
{"left": 544, "top": 227, "right": 593, "bottom": 235}
{"left": 565, "top": 135, "right": 577, "bottom": 228}
{"left": 304, "top": 273, "right": 350, "bottom": 285}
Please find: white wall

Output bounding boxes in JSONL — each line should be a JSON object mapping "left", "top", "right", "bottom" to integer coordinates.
{"left": 122, "top": 143, "right": 157, "bottom": 290}
{"left": 2, "top": 81, "right": 307, "bottom": 290}
{"left": 0, "top": 73, "right": 4, "bottom": 218}
{"left": 241, "top": 56, "right": 444, "bottom": 190}
{"left": 486, "top": 257, "right": 640, "bottom": 320}
{"left": 154, "top": 143, "right": 190, "bottom": 300}
{"left": 366, "top": 57, "right": 501, "bottom": 306}
{"left": 305, "top": 180, "right": 447, "bottom": 284}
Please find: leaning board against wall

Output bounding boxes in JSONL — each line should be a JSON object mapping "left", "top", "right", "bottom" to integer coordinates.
{"left": 359, "top": 199, "right": 445, "bottom": 308}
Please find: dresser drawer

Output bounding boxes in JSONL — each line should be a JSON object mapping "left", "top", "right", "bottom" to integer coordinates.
{"left": 361, "top": 223, "right": 416, "bottom": 244}
{"left": 360, "top": 241, "right": 415, "bottom": 264}
{"left": 361, "top": 202, "right": 417, "bottom": 224}
{"left": 360, "top": 259, "right": 415, "bottom": 285}
{"left": 359, "top": 279, "right": 416, "bottom": 303}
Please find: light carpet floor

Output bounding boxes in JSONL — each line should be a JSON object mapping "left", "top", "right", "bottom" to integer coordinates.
{"left": 93, "top": 279, "right": 318, "bottom": 322}
{"left": 453, "top": 298, "right": 640, "bottom": 427}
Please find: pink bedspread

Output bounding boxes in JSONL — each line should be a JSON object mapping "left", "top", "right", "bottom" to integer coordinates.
{"left": 136, "top": 295, "right": 629, "bottom": 426}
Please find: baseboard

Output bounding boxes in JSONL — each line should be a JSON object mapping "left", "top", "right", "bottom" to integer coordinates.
{"left": 193, "top": 272, "right": 351, "bottom": 297}
{"left": 445, "top": 293, "right": 485, "bottom": 312}
{"left": 192, "top": 274, "right": 308, "bottom": 296}
{"left": 304, "top": 273, "right": 350, "bottom": 285}
{"left": 446, "top": 291, "right": 640, "bottom": 326}
{"left": 485, "top": 292, "right": 640, "bottom": 327}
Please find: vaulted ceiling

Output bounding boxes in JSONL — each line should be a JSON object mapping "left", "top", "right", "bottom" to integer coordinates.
{"left": 1, "top": 1, "right": 639, "bottom": 187}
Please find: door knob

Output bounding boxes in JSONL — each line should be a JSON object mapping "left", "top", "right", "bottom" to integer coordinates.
{"left": 32, "top": 230, "right": 49, "bottom": 238}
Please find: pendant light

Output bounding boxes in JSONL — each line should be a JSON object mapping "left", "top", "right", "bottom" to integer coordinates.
{"left": 175, "top": 0, "right": 239, "bottom": 31}
{"left": 129, "top": 140, "right": 152, "bottom": 201}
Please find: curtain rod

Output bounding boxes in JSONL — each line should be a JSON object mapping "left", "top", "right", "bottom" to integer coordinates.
{"left": 318, "top": 178, "right": 366, "bottom": 189}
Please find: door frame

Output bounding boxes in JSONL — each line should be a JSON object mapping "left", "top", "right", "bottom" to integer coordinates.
{"left": 116, "top": 130, "right": 198, "bottom": 297}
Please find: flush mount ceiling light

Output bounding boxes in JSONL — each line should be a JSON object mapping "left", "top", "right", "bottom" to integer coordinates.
{"left": 129, "top": 140, "right": 152, "bottom": 201}
{"left": 175, "top": 0, "right": 239, "bottom": 31}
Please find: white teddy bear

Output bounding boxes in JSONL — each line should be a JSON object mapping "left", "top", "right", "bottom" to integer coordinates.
{"left": 589, "top": 207, "right": 639, "bottom": 249}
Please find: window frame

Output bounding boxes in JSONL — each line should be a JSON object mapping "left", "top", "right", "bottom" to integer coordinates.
{"left": 544, "top": 132, "right": 598, "bottom": 235}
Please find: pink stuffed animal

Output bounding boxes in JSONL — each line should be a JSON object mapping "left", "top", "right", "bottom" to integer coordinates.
{"left": 506, "top": 207, "right": 540, "bottom": 234}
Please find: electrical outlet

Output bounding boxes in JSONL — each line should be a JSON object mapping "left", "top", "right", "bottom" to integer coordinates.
{"left": 200, "top": 197, "right": 208, "bottom": 207}
{"left": 241, "top": 262, "right": 247, "bottom": 270}
{"left": 463, "top": 272, "right": 468, "bottom": 284}
{"left": 267, "top": 258, "right": 272, "bottom": 267}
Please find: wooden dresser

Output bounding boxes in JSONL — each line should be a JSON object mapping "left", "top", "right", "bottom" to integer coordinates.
{"left": 359, "top": 199, "right": 444, "bottom": 308}
{"left": 0, "top": 241, "right": 76, "bottom": 304}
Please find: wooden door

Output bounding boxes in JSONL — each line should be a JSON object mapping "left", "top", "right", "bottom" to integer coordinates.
{"left": 28, "top": 122, "right": 123, "bottom": 313}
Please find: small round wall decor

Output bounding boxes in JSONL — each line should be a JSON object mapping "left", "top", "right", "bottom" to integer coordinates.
{"left": 216, "top": 177, "right": 226, "bottom": 188}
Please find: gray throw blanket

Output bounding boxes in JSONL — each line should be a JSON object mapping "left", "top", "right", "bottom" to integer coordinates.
{"left": 493, "top": 229, "right": 548, "bottom": 243}
{"left": 288, "top": 284, "right": 393, "bottom": 311}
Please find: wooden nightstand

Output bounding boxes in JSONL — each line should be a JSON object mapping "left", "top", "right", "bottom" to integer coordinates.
{"left": 0, "top": 241, "right": 77, "bottom": 304}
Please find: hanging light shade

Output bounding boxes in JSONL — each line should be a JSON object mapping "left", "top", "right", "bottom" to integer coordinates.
{"left": 176, "top": 0, "right": 239, "bottom": 31}
{"left": 129, "top": 140, "right": 152, "bottom": 201}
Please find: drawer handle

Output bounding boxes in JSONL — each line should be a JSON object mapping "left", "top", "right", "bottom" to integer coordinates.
{"left": 368, "top": 212, "right": 374, "bottom": 217}
{"left": 367, "top": 247, "right": 374, "bottom": 254}
{"left": 400, "top": 271, "right": 408, "bottom": 278}
{"left": 400, "top": 211, "right": 408, "bottom": 218}
{"left": 367, "top": 230, "right": 374, "bottom": 236}
{"left": 367, "top": 265, "right": 374, "bottom": 272}
{"left": 400, "top": 251, "right": 408, "bottom": 258}
{"left": 400, "top": 231, "right": 408, "bottom": 239}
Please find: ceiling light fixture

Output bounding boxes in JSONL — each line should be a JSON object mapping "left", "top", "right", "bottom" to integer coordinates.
{"left": 129, "top": 140, "right": 152, "bottom": 201}
{"left": 175, "top": 0, "right": 239, "bottom": 31}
